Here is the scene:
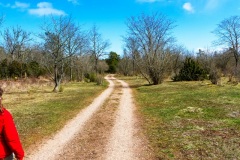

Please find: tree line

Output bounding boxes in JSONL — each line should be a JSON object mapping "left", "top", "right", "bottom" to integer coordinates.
{"left": 1, "top": 13, "right": 240, "bottom": 91}
{"left": 0, "top": 16, "right": 111, "bottom": 92}
{"left": 118, "top": 13, "right": 240, "bottom": 85}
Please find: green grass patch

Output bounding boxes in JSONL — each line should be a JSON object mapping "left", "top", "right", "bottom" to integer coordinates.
{"left": 121, "top": 76, "right": 240, "bottom": 159}
{"left": 3, "top": 82, "right": 107, "bottom": 150}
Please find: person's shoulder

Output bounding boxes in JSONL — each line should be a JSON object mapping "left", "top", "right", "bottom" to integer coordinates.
{"left": 1, "top": 108, "right": 12, "bottom": 117}
{"left": 0, "top": 108, "right": 12, "bottom": 123}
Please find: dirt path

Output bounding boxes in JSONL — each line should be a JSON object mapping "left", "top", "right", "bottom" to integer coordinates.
{"left": 25, "top": 75, "right": 153, "bottom": 160}
{"left": 104, "top": 79, "right": 138, "bottom": 160}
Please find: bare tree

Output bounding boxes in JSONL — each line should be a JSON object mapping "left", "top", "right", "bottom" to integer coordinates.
{"left": 2, "top": 26, "right": 32, "bottom": 61}
{"left": 40, "top": 16, "right": 85, "bottom": 92}
{"left": 75, "top": 54, "right": 93, "bottom": 81}
{"left": 98, "top": 60, "right": 108, "bottom": 74}
{"left": 213, "top": 16, "right": 240, "bottom": 75}
{"left": 89, "top": 25, "right": 110, "bottom": 73}
{"left": 1, "top": 26, "right": 32, "bottom": 78}
{"left": 214, "top": 50, "right": 232, "bottom": 76}
{"left": 125, "top": 12, "right": 176, "bottom": 84}
{"left": 118, "top": 49, "right": 132, "bottom": 76}
{"left": 123, "top": 36, "right": 140, "bottom": 76}
{"left": 196, "top": 48, "right": 215, "bottom": 73}
{"left": 0, "top": 15, "right": 5, "bottom": 61}
{"left": 171, "top": 45, "right": 186, "bottom": 76}
{"left": 65, "top": 24, "right": 89, "bottom": 81}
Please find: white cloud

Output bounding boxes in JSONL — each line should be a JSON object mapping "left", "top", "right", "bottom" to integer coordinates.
{"left": 183, "top": 2, "right": 194, "bottom": 13}
{"left": 0, "top": 1, "right": 28, "bottom": 9}
{"left": 12, "top": 1, "right": 30, "bottom": 9}
{"left": 29, "top": 2, "right": 66, "bottom": 16}
{"left": 68, "top": 0, "right": 79, "bottom": 5}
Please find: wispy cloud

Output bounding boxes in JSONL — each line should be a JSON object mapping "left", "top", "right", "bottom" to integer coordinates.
{"left": 183, "top": 2, "right": 194, "bottom": 13}
{"left": 68, "top": 0, "right": 79, "bottom": 5}
{"left": 0, "top": 1, "right": 29, "bottom": 10}
{"left": 12, "top": 1, "right": 30, "bottom": 9}
{"left": 29, "top": 2, "right": 66, "bottom": 16}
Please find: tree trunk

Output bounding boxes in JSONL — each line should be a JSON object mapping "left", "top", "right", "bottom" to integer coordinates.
{"left": 53, "top": 64, "right": 61, "bottom": 92}
{"left": 53, "top": 79, "right": 60, "bottom": 92}
{"left": 70, "top": 58, "right": 73, "bottom": 81}
{"left": 70, "top": 66, "right": 73, "bottom": 81}
{"left": 95, "top": 58, "right": 98, "bottom": 74}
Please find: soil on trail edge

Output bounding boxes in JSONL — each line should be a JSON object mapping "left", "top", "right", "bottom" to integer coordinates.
{"left": 25, "top": 75, "right": 115, "bottom": 160}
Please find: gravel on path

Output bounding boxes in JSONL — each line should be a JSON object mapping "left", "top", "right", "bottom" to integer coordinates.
{"left": 25, "top": 75, "right": 154, "bottom": 160}
{"left": 25, "top": 76, "right": 114, "bottom": 160}
{"left": 104, "top": 79, "right": 136, "bottom": 160}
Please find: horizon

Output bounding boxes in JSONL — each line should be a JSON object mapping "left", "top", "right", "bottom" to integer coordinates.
{"left": 0, "top": 0, "right": 239, "bottom": 55}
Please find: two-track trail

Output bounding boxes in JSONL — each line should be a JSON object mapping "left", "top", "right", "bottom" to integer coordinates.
{"left": 25, "top": 75, "right": 153, "bottom": 160}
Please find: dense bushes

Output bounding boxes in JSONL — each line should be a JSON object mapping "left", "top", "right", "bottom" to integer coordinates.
{"left": 173, "top": 58, "right": 208, "bottom": 81}
{"left": 0, "top": 59, "right": 9, "bottom": 78}
{"left": 209, "top": 68, "right": 221, "bottom": 84}
{"left": 0, "top": 59, "right": 46, "bottom": 79}
{"left": 84, "top": 73, "right": 104, "bottom": 85}
{"left": 27, "top": 61, "right": 45, "bottom": 77}
{"left": 84, "top": 73, "right": 97, "bottom": 82}
{"left": 8, "top": 60, "right": 22, "bottom": 78}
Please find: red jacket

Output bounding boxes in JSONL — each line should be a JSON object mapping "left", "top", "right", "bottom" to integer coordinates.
{"left": 0, "top": 108, "right": 24, "bottom": 160}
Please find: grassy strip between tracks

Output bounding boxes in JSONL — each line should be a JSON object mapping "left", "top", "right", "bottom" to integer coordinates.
{"left": 2, "top": 81, "right": 107, "bottom": 150}
{"left": 119, "top": 76, "right": 240, "bottom": 160}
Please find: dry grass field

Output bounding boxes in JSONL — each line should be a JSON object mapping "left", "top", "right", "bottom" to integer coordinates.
{"left": 2, "top": 76, "right": 240, "bottom": 159}
{"left": 0, "top": 78, "right": 107, "bottom": 151}
{"left": 119, "top": 76, "right": 240, "bottom": 160}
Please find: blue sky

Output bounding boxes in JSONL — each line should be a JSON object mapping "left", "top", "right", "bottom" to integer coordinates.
{"left": 0, "top": 0, "right": 239, "bottom": 55}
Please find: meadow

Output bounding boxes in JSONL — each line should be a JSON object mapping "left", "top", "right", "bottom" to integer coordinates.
{"left": 1, "top": 79, "right": 107, "bottom": 150}
{"left": 2, "top": 76, "right": 240, "bottom": 159}
{"left": 120, "top": 76, "right": 240, "bottom": 160}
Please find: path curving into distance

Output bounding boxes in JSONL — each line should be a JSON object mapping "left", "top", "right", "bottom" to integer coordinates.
{"left": 25, "top": 75, "right": 153, "bottom": 160}
{"left": 25, "top": 75, "right": 115, "bottom": 160}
